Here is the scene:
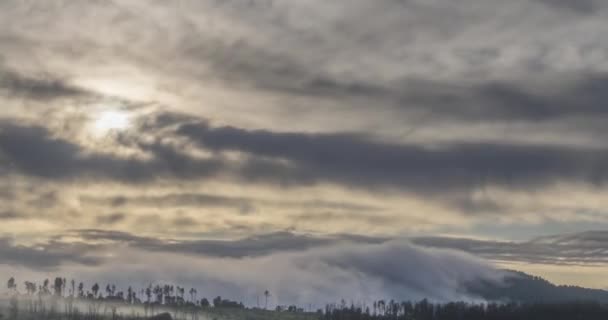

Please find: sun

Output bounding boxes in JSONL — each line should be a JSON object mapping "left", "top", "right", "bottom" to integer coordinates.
{"left": 93, "top": 110, "right": 131, "bottom": 135}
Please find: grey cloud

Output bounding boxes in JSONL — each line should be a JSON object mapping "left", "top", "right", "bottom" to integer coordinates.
{"left": 3, "top": 230, "right": 500, "bottom": 304}
{"left": 10, "top": 229, "right": 608, "bottom": 278}
{"left": 69, "top": 229, "right": 608, "bottom": 267}
{"left": 0, "top": 211, "right": 19, "bottom": 220}
{"left": 536, "top": 0, "right": 597, "bottom": 13}
{"left": 413, "top": 231, "right": 608, "bottom": 266}
{"left": 0, "top": 228, "right": 370, "bottom": 272}
{"left": 111, "top": 239, "right": 502, "bottom": 303}
{"left": 290, "top": 74, "right": 608, "bottom": 123}
{"left": 171, "top": 215, "right": 199, "bottom": 228}
{"left": 177, "top": 120, "right": 608, "bottom": 193}
{"left": 3, "top": 0, "right": 608, "bottom": 128}
{"left": 0, "top": 122, "right": 225, "bottom": 182}
{"left": 151, "top": 2, "right": 608, "bottom": 125}
{"left": 27, "top": 191, "right": 59, "bottom": 209}
{"left": 0, "top": 237, "right": 104, "bottom": 270}
{"left": 175, "top": 24, "right": 608, "bottom": 125}
{"left": 153, "top": 232, "right": 334, "bottom": 258}
{"left": 82, "top": 192, "right": 381, "bottom": 216}
{"left": 290, "top": 211, "right": 400, "bottom": 226}
{"left": 7, "top": 112, "right": 608, "bottom": 196}
{"left": 71, "top": 229, "right": 386, "bottom": 259}
{"left": 95, "top": 213, "right": 127, "bottom": 225}
{"left": 70, "top": 229, "right": 145, "bottom": 244}
{"left": 92, "top": 193, "right": 254, "bottom": 213}
{"left": 0, "top": 123, "right": 88, "bottom": 179}
{"left": 0, "top": 67, "right": 88, "bottom": 99}
{"left": 320, "top": 241, "right": 500, "bottom": 301}
{"left": 5, "top": 112, "right": 608, "bottom": 199}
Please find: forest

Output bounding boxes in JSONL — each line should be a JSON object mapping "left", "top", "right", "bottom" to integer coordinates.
{"left": 2, "top": 276, "right": 608, "bottom": 320}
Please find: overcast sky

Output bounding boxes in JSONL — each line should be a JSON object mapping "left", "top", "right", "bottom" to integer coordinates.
{"left": 2, "top": 0, "right": 608, "bottom": 305}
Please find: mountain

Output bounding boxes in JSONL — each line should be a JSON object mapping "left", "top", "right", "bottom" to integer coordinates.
{"left": 467, "top": 270, "right": 608, "bottom": 303}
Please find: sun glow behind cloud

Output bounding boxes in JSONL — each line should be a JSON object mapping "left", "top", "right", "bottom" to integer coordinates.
{"left": 92, "top": 110, "right": 131, "bottom": 136}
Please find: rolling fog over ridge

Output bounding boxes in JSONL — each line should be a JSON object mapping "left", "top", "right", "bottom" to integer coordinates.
{"left": 3, "top": 230, "right": 608, "bottom": 306}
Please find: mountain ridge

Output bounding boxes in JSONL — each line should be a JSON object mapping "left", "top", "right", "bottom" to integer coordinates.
{"left": 468, "top": 269, "right": 608, "bottom": 303}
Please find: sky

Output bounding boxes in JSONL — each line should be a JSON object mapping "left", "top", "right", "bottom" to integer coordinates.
{"left": 2, "top": 0, "right": 608, "bottom": 306}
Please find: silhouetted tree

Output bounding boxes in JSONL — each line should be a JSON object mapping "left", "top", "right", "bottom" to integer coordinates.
{"left": 42, "top": 279, "right": 50, "bottom": 295}
{"left": 91, "top": 283, "right": 100, "bottom": 298}
{"left": 78, "top": 282, "right": 85, "bottom": 298}
{"left": 7, "top": 277, "right": 17, "bottom": 292}
{"left": 54, "top": 277, "right": 65, "bottom": 297}
{"left": 127, "top": 286, "right": 134, "bottom": 304}
{"left": 24, "top": 281, "right": 36, "bottom": 295}
{"left": 264, "top": 290, "right": 270, "bottom": 310}
{"left": 70, "top": 279, "right": 75, "bottom": 297}
{"left": 213, "top": 296, "right": 222, "bottom": 308}
{"left": 146, "top": 285, "right": 152, "bottom": 304}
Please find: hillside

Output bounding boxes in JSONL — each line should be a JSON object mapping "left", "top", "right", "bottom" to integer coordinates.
{"left": 468, "top": 270, "right": 608, "bottom": 303}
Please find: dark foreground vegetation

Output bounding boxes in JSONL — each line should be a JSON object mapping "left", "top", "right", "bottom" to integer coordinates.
{"left": 2, "top": 276, "right": 608, "bottom": 320}
{"left": 323, "top": 300, "right": 608, "bottom": 320}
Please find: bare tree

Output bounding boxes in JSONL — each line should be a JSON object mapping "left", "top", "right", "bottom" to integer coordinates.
{"left": 7, "top": 277, "right": 17, "bottom": 292}
{"left": 264, "top": 290, "right": 271, "bottom": 310}
{"left": 92, "top": 283, "right": 100, "bottom": 298}
{"left": 54, "top": 277, "right": 64, "bottom": 297}
{"left": 78, "top": 282, "right": 85, "bottom": 298}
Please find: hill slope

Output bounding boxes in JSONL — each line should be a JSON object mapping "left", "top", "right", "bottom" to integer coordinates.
{"left": 468, "top": 270, "right": 608, "bottom": 303}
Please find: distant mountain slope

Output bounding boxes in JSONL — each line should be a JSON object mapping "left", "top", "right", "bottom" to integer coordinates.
{"left": 468, "top": 270, "right": 608, "bottom": 303}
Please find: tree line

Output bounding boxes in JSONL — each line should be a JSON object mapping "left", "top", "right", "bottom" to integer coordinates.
{"left": 6, "top": 276, "right": 608, "bottom": 320}
{"left": 6, "top": 276, "right": 245, "bottom": 310}
{"left": 3, "top": 276, "right": 258, "bottom": 320}
{"left": 322, "top": 299, "right": 608, "bottom": 320}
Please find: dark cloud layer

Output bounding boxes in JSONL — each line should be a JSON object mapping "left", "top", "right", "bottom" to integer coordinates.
{"left": 537, "top": 0, "right": 597, "bottom": 13}
{"left": 254, "top": 72, "right": 608, "bottom": 123}
{"left": 1, "top": 229, "right": 375, "bottom": 269}
{"left": 24, "top": 229, "right": 608, "bottom": 268}
{"left": 83, "top": 192, "right": 381, "bottom": 215}
{"left": 0, "top": 67, "right": 88, "bottom": 99}
{"left": 413, "top": 231, "right": 608, "bottom": 266}
{"left": 0, "top": 122, "right": 224, "bottom": 182}
{"left": 0, "top": 237, "right": 102, "bottom": 270}
{"left": 4, "top": 113, "right": 608, "bottom": 197}
{"left": 177, "top": 120, "right": 608, "bottom": 193}
{"left": 72, "top": 229, "right": 385, "bottom": 259}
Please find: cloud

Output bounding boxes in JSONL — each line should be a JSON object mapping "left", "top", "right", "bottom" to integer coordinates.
{"left": 0, "top": 237, "right": 103, "bottom": 270}
{"left": 0, "top": 67, "right": 88, "bottom": 99}
{"left": 0, "top": 211, "right": 19, "bottom": 220}
{"left": 95, "top": 213, "right": 127, "bottom": 225}
{"left": 5, "top": 111, "right": 608, "bottom": 198}
{"left": 7, "top": 229, "right": 608, "bottom": 304}
{"left": 0, "top": 230, "right": 501, "bottom": 304}
{"left": 82, "top": 192, "right": 381, "bottom": 216}
{"left": 218, "top": 68, "right": 608, "bottom": 123}
{"left": 413, "top": 231, "right": 608, "bottom": 266}
{"left": 5, "top": 228, "right": 608, "bottom": 278}
{"left": 536, "top": 0, "right": 597, "bottom": 14}
{"left": 177, "top": 119, "right": 608, "bottom": 193}
{"left": 318, "top": 241, "right": 499, "bottom": 301}
{"left": 69, "top": 229, "right": 386, "bottom": 259}
{"left": 0, "top": 121, "right": 225, "bottom": 182}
